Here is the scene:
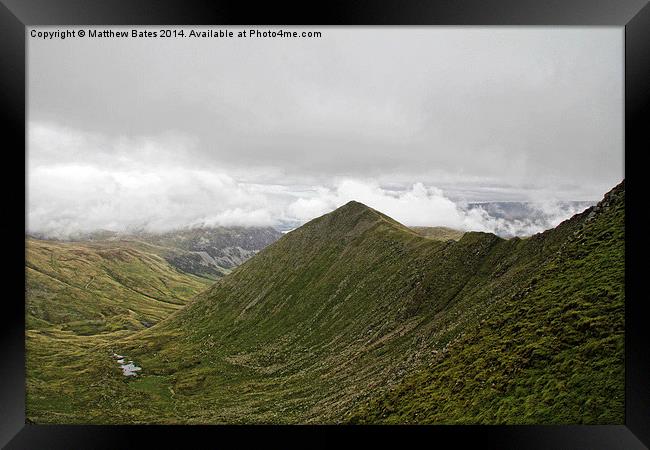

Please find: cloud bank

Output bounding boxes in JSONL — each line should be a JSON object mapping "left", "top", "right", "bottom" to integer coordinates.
{"left": 27, "top": 28, "right": 622, "bottom": 238}
{"left": 28, "top": 123, "right": 596, "bottom": 238}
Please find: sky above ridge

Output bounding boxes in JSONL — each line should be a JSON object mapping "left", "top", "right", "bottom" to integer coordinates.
{"left": 28, "top": 26, "right": 624, "bottom": 237}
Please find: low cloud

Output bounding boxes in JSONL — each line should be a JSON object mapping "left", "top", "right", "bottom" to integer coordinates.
{"left": 28, "top": 164, "right": 279, "bottom": 237}
{"left": 285, "top": 180, "right": 594, "bottom": 237}
{"left": 27, "top": 28, "right": 621, "bottom": 239}
{"left": 28, "top": 156, "right": 595, "bottom": 240}
{"left": 27, "top": 122, "right": 602, "bottom": 239}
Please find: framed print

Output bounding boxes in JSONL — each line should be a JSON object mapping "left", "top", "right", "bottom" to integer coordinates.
{"left": 1, "top": 0, "right": 648, "bottom": 447}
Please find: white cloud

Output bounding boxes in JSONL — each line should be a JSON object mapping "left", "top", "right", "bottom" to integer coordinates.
{"left": 27, "top": 122, "right": 598, "bottom": 239}
{"left": 28, "top": 27, "right": 623, "bottom": 240}
{"left": 284, "top": 180, "right": 593, "bottom": 237}
{"left": 29, "top": 28, "right": 623, "bottom": 195}
{"left": 28, "top": 163, "right": 279, "bottom": 237}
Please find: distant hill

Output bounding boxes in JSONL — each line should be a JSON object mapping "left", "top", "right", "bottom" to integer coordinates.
{"left": 26, "top": 182, "right": 624, "bottom": 425}
{"left": 29, "top": 226, "right": 284, "bottom": 280}
{"left": 26, "top": 239, "right": 212, "bottom": 335}
{"left": 131, "top": 226, "right": 283, "bottom": 278}
{"left": 410, "top": 226, "right": 465, "bottom": 241}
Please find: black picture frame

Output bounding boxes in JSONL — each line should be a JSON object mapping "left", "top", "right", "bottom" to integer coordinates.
{"left": 1, "top": 1, "right": 648, "bottom": 447}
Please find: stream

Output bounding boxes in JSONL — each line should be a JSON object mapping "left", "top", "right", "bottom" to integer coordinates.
{"left": 112, "top": 353, "right": 142, "bottom": 377}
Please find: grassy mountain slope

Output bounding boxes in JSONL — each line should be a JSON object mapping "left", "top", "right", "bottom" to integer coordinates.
{"left": 25, "top": 238, "right": 213, "bottom": 423}
{"left": 94, "top": 238, "right": 230, "bottom": 280}
{"left": 348, "top": 183, "right": 624, "bottom": 424}
{"left": 410, "top": 226, "right": 465, "bottom": 241}
{"left": 29, "top": 226, "right": 284, "bottom": 281}
{"left": 26, "top": 238, "right": 212, "bottom": 334}
{"left": 67, "top": 184, "right": 620, "bottom": 424}
{"left": 26, "top": 183, "right": 624, "bottom": 424}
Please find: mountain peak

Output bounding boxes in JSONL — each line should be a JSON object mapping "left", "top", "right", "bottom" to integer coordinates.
{"left": 311, "top": 200, "right": 379, "bottom": 229}
{"left": 334, "top": 200, "right": 375, "bottom": 215}
{"left": 293, "top": 200, "right": 417, "bottom": 242}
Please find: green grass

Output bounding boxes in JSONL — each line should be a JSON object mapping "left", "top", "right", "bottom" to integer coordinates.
{"left": 25, "top": 238, "right": 213, "bottom": 423}
{"left": 26, "top": 238, "right": 212, "bottom": 334}
{"left": 347, "top": 183, "right": 625, "bottom": 424}
{"left": 410, "top": 226, "right": 465, "bottom": 241}
{"left": 26, "top": 183, "right": 625, "bottom": 425}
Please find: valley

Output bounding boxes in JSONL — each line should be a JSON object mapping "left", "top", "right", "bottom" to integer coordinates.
{"left": 25, "top": 182, "right": 625, "bottom": 425}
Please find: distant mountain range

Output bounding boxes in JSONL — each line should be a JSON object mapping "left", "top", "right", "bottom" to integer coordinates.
{"left": 130, "top": 226, "right": 283, "bottom": 278}
{"left": 466, "top": 200, "right": 597, "bottom": 237}
{"left": 25, "top": 182, "right": 624, "bottom": 424}
{"left": 467, "top": 200, "right": 595, "bottom": 221}
{"left": 28, "top": 226, "right": 284, "bottom": 280}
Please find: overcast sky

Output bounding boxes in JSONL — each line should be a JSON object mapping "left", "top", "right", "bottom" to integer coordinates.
{"left": 27, "top": 26, "right": 623, "bottom": 237}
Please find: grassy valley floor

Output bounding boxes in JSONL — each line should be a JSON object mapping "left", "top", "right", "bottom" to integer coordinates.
{"left": 25, "top": 239, "right": 212, "bottom": 422}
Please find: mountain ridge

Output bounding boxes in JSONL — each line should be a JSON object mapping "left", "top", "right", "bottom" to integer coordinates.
{"left": 348, "top": 181, "right": 624, "bottom": 424}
